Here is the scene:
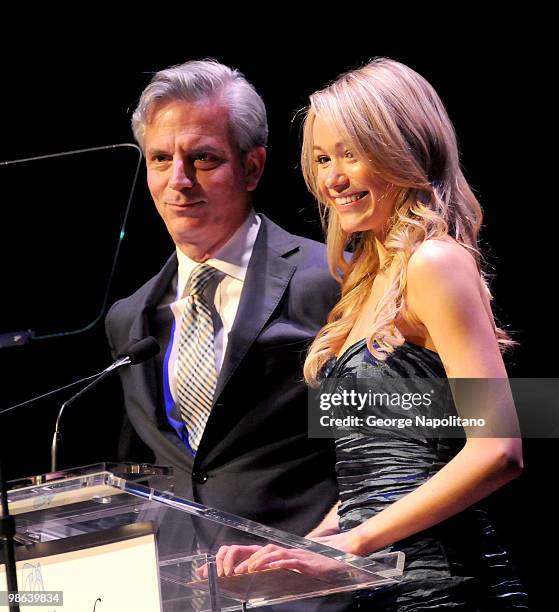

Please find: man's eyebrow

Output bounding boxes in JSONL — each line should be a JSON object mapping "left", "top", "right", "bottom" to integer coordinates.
{"left": 189, "top": 144, "right": 225, "bottom": 156}
{"left": 146, "top": 144, "right": 226, "bottom": 157}
{"left": 146, "top": 147, "right": 169, "bottom": 157}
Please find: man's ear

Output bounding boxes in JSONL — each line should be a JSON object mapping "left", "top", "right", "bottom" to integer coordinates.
{"left": 243, "top": 146, "right": 267, "bottom": 192}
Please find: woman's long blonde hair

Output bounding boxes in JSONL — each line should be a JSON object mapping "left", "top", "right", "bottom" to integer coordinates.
{"left": 303, "top": 58, "right": 512, "bottom": 385}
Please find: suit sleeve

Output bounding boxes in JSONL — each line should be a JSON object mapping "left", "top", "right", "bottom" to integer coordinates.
{"left": 105, "top": 302, "right": 155, "bottom": 464}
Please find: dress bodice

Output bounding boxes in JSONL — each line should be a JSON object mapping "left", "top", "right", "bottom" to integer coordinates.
{"left": 322, "top": 339, "right": 528, "bottom": 610}
{"left": 324, "top": 338, "right": 461, "bottom": 528}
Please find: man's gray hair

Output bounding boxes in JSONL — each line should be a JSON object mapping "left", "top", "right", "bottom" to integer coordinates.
{"left": 132, "top": 59, "right": 268, "bottom": 153}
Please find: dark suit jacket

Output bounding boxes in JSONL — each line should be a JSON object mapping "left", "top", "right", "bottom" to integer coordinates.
{"left": 105, "top": 215, "right": 340, "bottom": 540}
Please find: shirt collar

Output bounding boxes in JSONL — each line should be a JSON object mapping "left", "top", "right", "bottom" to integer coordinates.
{"left": 176, "top": 210, "right": 261, "bottom": 299}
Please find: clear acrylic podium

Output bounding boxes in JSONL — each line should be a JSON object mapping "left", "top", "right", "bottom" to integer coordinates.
{"left": 3, "top": 463, "right": 404, "bottom": 611}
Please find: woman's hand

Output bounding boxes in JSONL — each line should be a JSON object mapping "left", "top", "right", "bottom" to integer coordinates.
{"left": 311, "top": 529, "right": 366, "bottom": 556}
{"left": 232, "top": 529, "right": 364, "bottom": 576}
{"left": 196, "top": 544, "right": 263, "bottom": 578}
{"left": 232, "top": 544, "right": 354, "bottom": 579}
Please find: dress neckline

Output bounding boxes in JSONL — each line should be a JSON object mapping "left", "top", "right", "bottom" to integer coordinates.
{"left": 334, "top": 337, "right": 441, "bottom": 369}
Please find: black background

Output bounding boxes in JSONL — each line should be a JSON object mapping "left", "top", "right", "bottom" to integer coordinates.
{"left": 0, "top": 31, "right": 554, "bottom": 609}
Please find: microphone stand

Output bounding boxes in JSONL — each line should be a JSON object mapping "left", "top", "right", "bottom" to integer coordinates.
{"left": 0, "top": 336, "right": 158, "bottom": 611}
{"left": 50, "top": 336, "right": 158, "bottom": 472}
{"left": 0, "top": 437, "right": 20, "bottom": 612}
{"left": 50, "top": 356, "right": 131, "bottom": 473}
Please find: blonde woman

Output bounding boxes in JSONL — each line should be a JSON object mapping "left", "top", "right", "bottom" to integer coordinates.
{"left": 222, "top": 59, "right": 529, "bottom": 610}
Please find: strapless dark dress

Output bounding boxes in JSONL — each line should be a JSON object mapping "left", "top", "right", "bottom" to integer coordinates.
{"left": 323, "top": 339, "right": 528, "bottom": 611}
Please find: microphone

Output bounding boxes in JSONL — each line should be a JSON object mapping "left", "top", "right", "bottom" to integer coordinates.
{"left": 119, "top": 336, "right": 160, "bottom": 365}
{"left": 50, "top": 337, "right": 159, "bottom": 472}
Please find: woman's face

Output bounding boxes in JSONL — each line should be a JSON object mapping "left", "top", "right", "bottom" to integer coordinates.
{"left": 312, "top": 114, "right": 396, "bottom": 236}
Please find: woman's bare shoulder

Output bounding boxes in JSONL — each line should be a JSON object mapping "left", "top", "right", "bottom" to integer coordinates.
{"left": 408, "top": 237, "right": 477, "bottom": 277}
{"left": 406, "top": 237, "right": 484, "bottom": 325}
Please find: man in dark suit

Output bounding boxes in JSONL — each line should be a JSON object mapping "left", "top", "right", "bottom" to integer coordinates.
{"left": 105, "top": 59, "right": 339, "bottom": 546}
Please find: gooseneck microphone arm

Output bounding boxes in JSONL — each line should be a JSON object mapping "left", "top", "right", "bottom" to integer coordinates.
{"left": 0, "top": 337, "right": 157, "bottom": 612}
{"left": 50, "top": 337, "right": 159, "bottom": 472}
{"left": 50, "top": 364, "right": 125, "bottom": 473}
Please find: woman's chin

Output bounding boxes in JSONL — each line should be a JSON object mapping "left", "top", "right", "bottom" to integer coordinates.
{"left": 339, "top": 218, "right": 376, "bottom": 235}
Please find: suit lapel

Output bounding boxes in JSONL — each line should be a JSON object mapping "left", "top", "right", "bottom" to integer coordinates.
{"left": 213, "top": 216, "right": 300, "bottom": 402}
{"left": 126, "top": 254, "right": 178, "bottom": 423}
{"left": 122, "top": 223, "right": 300, "bottom": 463}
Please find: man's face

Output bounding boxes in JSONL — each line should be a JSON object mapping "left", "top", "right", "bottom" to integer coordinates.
{"left": 144, "top": 99, "right": 265, "bottom": 260}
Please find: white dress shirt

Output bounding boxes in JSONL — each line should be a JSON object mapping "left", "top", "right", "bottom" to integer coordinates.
{"left": 165, "top": 211, "right": 261, "bottom": 404}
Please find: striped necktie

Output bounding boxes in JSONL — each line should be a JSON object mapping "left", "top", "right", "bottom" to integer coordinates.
{"left": 176, "top": 263, "right": 218, "bottom": 452}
